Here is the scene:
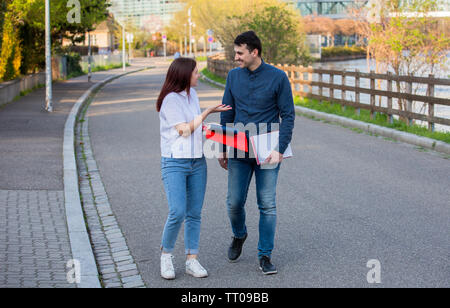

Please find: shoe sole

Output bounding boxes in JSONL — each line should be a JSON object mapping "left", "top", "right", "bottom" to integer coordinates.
{"left": 259, "top": 267, "right": 278, "bottom": 275}
{"left": 228, "top": 255, "right": 241, "bottom": 263}
{"left": 161, "top": 274, "right": 175, "bottom": 280}
{"left": 186, "top": 269, "right": 208, "bottom": 278}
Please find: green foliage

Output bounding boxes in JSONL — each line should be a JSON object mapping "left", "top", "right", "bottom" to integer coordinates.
{"left": 0, "top": 0, "right": 11, "bottom": 51}
{"left": 0, "top": 12, "right": 22, "bottom": 81}
{"left": 366, "top": 0, "right": 449, "bottom": 77}
{"left": 66, "top": 52, "right": 83, "bottom": 77}
{"left": 238, "top": 6, "right": 309, "bottom": 65}
{"left": 0, "top": 0, "right": 110, "bottom": 81}
{"left": 201, "top": 68, "right": 226, "bottom": 85}
{"left": 18, "top": 22, "right": 45, "bottom": 74}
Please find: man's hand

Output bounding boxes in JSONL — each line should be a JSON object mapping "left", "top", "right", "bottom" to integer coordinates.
{"left": 264, "top": 150, "right": 283, "bottom": 165}
{"left": 218, "top": 152, "right": 228, "bottom": 171}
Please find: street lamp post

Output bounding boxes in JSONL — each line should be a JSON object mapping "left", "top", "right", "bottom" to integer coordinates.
{"left": 88, "top": 31, "right": 92, "bottom": 82}
{"left": 122, "top": 24, "right": 126, "bottom": 71}
{"left": 162, "top": 35, "right": 167, "bottom": 60}
{"left": 184, "top": 23, "right": 187, "bottom": 56}
{"left": 45, "top": 0, "right": 52, "bottom": 112}
{"left": 188, "top": 8, "right": 192, "bottom": 57}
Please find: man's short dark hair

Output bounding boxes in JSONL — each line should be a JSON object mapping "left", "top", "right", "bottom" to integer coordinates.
{"left": 234, "top": 31, "right": 262, "bottom": 57}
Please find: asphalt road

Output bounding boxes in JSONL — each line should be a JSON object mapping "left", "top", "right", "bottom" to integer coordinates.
{"left": 87, "top": 58, "right": 450, "bottom": 288}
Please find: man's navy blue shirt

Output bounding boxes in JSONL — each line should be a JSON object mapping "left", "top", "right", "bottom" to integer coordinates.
{"left": 220, "top": 60, "right": 295, "bottom": 154}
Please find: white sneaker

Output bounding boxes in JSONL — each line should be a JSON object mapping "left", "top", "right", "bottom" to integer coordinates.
{"left": 186, "top": 258, "right": 208, "bottom": 278}
{"left": 161, "top": 253, "right": 175, "bottom": 280}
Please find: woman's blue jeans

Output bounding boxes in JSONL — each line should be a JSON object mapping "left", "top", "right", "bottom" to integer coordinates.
{"left": 227, "top": 158, "right": 281, "bottom": 259}
{"left": 160, "top": 156, "right": 207, "bottom": 255}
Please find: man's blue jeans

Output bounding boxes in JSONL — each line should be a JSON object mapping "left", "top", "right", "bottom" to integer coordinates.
{"left": 160, "top": 157, "right": 207, "bottom": 255}
{"left": 227, "top": 158, "right": 281, "bottom": 259}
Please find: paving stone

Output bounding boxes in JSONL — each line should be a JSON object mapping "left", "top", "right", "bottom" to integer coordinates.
{"left": 1, "top": 190, "right": 73, "bottom": 288}
{"left": 123, "top": 280, "right": 145, "bottom": 288}
{"left": 74, "top": 116, "right": 147, "bottom": 288}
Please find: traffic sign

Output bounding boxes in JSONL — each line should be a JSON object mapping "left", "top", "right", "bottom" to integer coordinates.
{"left": 208, "top": 36, "right": 214, "bottom": 43}
{"left": 126, "top": 33, "right": 134, "bottom": 43}
{"left": 207, "top": 29, "right": 213, "bottom": 36}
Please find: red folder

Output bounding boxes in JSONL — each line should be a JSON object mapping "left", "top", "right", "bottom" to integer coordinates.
{"left": 203, "top": 124, "right": 248, "bottom": 152}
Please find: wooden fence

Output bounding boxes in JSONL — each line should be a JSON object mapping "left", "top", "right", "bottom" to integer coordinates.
{"left": 275, "top": 64, "right": 450, "bottom": 131}
{"left": 207, "top": 56, "right": 239, "bottom": 80}
{"left": 206, "top": 56, "right": 450, "bottom": 131}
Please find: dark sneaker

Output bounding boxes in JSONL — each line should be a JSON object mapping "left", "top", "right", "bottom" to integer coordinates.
{"left": 228, "top": 234, "right": 247, "bottom": 262}
{"left": 259, "top": 256, "right": 277, "bottom": 275}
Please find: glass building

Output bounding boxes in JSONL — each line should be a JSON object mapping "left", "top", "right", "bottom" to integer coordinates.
{"left": 109, "top": 0, "right": 184, "bottom": 31}
{"left": 286, "top": 0, "right": 366, "bottom": 18}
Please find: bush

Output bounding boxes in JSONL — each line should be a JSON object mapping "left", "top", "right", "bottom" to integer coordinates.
{"left": 321, "top": 46, "right": 366, "bottom": 58}
{"left": 0, "top": 14, "right": 21, "bottom": 81}
{"left": 66, "top": 52, "right": 83, "bottom": 77}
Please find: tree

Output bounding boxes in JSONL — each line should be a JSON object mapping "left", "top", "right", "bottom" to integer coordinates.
{"left": 170, "top": 0, "right": 284, "bottom": 60}
{"left": 335, "top": 19, "right": 358, "bottom": 46}
{"left": 0, "top": 0, "right": 12, "bottom": 52}
{"left": 239, "top": 5, "right": 308, "bottom": 64}
{"left": 352, "top": 0, "right": 450, "bottom": 116}
{"left": 0, "top": 0, "right": 111, "bottom": 81}
{"left": 167, "top": 0, "right": 309, "bottom": 63}
{"left": 303, "top": 16, "right": 337, "bottom": 46}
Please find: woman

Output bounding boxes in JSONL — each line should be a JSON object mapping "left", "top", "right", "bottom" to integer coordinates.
{"left": 157, "top": 57, "right": 231, "bottom": 280}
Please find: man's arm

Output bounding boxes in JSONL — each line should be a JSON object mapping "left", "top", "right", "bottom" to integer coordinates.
{"left": 219, "top": 71, "right": 236, "bottom": 154}
{"left": 220, "top": 71, "right": 236, "bottom": 129}
{"left": 276, "top": 73, "right": 295, "bottom": 155}
{"left": 218, "top": 71, "right": 236, "bottom": 169}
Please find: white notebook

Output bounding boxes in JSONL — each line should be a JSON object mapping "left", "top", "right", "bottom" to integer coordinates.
{"left": 250, "top": 131, "right": 293, "bottom": 165}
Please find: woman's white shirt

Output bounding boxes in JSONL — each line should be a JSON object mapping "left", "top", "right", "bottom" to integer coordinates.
{"left": 159, "top": 88, "right": 203, "bottom": 158}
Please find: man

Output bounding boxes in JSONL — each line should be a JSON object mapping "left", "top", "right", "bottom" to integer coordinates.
{"left": 218, "top": 31, "right": 295, "bottom": 275}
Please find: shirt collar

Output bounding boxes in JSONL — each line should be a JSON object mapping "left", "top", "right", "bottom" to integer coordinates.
{"left": 178, "top": 90, "right": 188, "bottom": 97}
{"left": 245, "top": 59, "right": 266, "bottom": 74}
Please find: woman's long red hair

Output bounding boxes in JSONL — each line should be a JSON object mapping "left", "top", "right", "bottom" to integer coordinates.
{"left": 156, "top": 57, "right": 197, "bottom": 112}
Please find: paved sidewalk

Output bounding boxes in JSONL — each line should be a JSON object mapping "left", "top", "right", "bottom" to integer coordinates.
{"left": 0, "top": 60, "right": 147, "bottom": 288}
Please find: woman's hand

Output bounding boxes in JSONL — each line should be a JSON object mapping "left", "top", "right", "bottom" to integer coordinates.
{"left": 207, "top": 104, "right": 232, "bottom": 114}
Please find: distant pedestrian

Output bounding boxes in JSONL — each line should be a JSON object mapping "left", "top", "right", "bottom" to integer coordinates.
{"left": 218, "top": 31, "right": 295, "bottom": 275}
{"left": 156, "top": 57, "right": 232, "bottom": 280}
{"left": 174, "top": 51, "right": 181, "bottom": 59}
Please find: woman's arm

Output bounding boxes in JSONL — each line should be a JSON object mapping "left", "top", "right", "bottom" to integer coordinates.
{"left": 175, "top": 104, "right": 232, "bottom": 137}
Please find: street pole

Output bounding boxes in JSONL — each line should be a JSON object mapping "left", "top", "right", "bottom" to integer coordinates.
{"left": 88, "top": 32, "right": 92, "bottom": 82}
{"left": 45, "top": 0, "right": 52, "bottom": 112}
{"left": 128, "top": 36, "right": 132, "bottom": 61}
{"left": 122, "top": 25, "right": 126, "bottom": 71}
{"left": 164, "top": 42, "right": 166, "bottom": 60}
{"left": 184, "top": 24, "right": 187, "bottom": 56}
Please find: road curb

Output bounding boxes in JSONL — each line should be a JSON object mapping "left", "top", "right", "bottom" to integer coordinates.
{"left": 200, "top": 72, "right": 450, "bottom": 156}
{"left": 200, "top": 72, "right": 226, "bottom": 88}
{"left": 63, "top": 67, "right": 151, "bottom": 288}
{"left": 294, "top": 106, "right": 450, "bottom": 155}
